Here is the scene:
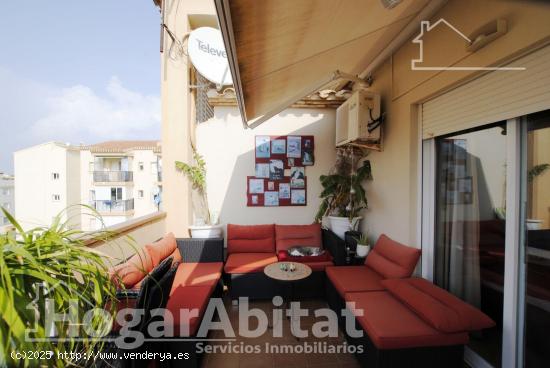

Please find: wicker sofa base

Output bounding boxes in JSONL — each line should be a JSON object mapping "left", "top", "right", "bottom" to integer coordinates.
{"left": 228, "top": 270, "right": 326, "bottom": 300}
{"left": 345, "top": 321, "right": 464, "bottom": 368}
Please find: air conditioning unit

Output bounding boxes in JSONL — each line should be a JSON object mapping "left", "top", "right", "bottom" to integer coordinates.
{"left": 335, "top": 90, "right": 381, "bottom": 147}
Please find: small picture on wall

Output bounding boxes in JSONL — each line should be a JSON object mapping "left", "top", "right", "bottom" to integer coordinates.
{"left": 288, "top": 158, "right": 295, "bottom": 167}
{"left": 264, "top": 191, "right": 279, "bottom": 206}
{"left": 251, "top": 195, "right": 259, "bottom": 205}
{"left": 256, "top": 136, "right": 271, "bottom": 158}
{"left": 287, "top": 136, "right": 302, "bottom": 158}
{"left": 269, "top": 159, "right": 284, "bottom": 180}
{"left": 267, "top": 181, "right": 275, "bottom": 191}
{"left": 291, "top": 189, "right": 306, "bottom": 205}
{"left": 255, "top": 163, "right": 270, "bottom": 178}
{"left": 279, "top": 183, "right": 290, "bottom": 199}
{"left": 271, "top": 139, "right": 286, "bottom": 154}
{"left": 302, "top": 138, "right": 314, "bottom": 166}
{"left": 290, "top": 166, "right": 305, "bottom": 188}
{"left": 249, "top": 178, "right": 265, "bottom": 194}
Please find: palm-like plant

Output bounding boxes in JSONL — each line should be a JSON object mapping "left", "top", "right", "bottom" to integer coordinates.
{"left": 315, "top": 149, "right": 373, "bottom": 222}
{"left": 175, "top": 143, "right": 211, "bottom": 225}
{"left": 0, "top": 207, "right": 119, "bottom": 367}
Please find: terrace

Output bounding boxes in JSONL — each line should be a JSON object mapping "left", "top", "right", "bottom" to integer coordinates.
{"left": 3, "top": 1, "right": 550, "bottom": 368}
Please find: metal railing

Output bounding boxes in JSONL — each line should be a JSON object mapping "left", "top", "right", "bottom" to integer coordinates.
{"left": 93, "top": 171, "right": 133, "bottom": 182}
{"left": 157, "top": 171, "right": 162, "bottom": 182}
{"left": 91, "top": 199, "right": 134, "bottom": 213}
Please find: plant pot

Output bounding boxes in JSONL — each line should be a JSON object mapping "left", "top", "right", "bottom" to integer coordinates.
{"left": 188, "top": 224, "right": 224, "bottom": 238}
{"left": 356, "top": 243, "right": 370, "bottom": 258}
{"left": 526, "top": 219, "right": 543, "bottom": 230}
{"left": 326, "top": 216, "right": 362, "bottom": 240}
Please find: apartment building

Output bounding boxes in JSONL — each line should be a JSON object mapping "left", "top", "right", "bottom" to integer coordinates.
{"left": 0, "top": 172, "right": 15, "bottom": 230}
{"left": 14, "top": 140, "right": 162, "bottom": 231}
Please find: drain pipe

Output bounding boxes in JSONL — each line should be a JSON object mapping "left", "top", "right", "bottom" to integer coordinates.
{"left": 359, "top": 0, "right": 448, "bottom": 79}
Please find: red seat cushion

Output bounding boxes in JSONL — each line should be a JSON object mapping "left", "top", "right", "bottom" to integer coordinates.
{"left": 275, "top": 224, "right": 322, "bottom": 252}
{"left": 345, "top": 291, "right": 468, "bottom": 349}
{"left": 224, "top": 253, "right": 278, "bottom": 274}
{"left": 326, "top": 266, "right": 385, "bottom": 297}
{"left": 166, "top": 285, "right": 212, "bottom": 337}
{"left": 365, "top": 234, "right": 420, "bottom": 279}
{"left": 382, "top": 278, "right": 495, "bottom": 333}
{"left": 173, "top": 262, "right": 223, "bottom": 291}
{"left": 227, "top": 224, "right": 275, "bottom": 253}
{"left": 302, "top": 260, "right": 334, "bottom": 272}
{"left": 110, "top": 248, "right": 155, "bottom": 288}
{"left": 145, "top": 232, "right": 177, "bottom": 266}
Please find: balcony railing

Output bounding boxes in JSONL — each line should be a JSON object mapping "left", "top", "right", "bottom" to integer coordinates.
{"left": 93, "top": 171, "right": 133, "bottom": 182}
{"left": 91, "top": 199, "right": 134, "bottom": 213}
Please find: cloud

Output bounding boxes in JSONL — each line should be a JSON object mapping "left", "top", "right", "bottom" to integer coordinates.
{"left": 31, "top": 76, "right": 160, "bottom": 142}
{"left": 0, "top": 68, "right": 160, "bottom": 173}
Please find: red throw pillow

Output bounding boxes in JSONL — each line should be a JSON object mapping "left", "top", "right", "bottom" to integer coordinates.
{"left": 277, "top": 250, "right": 331, "bottom": 263}
{"left": 145, "top": 232, "right": 177, "bottom": 266}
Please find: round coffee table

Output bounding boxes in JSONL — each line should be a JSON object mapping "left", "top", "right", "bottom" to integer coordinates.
{"left": 264, "top": 262, "right": 312, "bottom": 338}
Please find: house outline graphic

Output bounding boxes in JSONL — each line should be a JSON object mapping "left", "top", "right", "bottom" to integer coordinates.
{"left": 411, "top": 18, "right": 526, "bottom": 71}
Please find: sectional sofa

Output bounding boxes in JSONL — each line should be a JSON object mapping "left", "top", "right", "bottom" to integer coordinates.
{"left": 325, "top": 234, "right": 495, "bottom": 368}
{"left": 109, "top": 233, "right": 224, "bottom": 366}
{"left": 223, "top": 223, "right": 341, "bottom": 299}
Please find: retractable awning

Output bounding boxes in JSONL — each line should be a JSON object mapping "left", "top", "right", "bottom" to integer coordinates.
{"left": 215, "top": 0, "right": 440, "bottom": 128}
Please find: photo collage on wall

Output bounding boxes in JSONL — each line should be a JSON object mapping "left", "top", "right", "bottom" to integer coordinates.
{"left": 247, "top": 135, "right": 314, "bottom": 207}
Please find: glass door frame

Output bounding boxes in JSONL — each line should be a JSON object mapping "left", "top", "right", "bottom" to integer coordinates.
{"left": 420, "top": 118, "right": 522, "bottom": 368}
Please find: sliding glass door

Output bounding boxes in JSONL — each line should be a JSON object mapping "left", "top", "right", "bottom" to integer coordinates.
{"left": 434, "top": 123, "right": 507, "bottom": 367}
{"left": 520, "top": 111, "right": 550, "bottom": 367}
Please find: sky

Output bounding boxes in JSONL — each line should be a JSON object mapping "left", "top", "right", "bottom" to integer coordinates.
{"left": 0, "top": 0, "right": 161, "bottom": 174}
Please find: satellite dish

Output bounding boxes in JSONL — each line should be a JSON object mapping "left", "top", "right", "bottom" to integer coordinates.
{"left": 188, "top": 27, "right": 233, "bottom": 86}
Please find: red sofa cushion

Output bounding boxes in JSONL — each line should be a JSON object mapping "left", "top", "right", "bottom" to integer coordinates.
{"left": 224, "top": 253, "right": 278, "bottom": 274}
{"left": 345, "top": 291, "right": 469, "bottom": 349}
{"left": 365, "top": 234, "right": 420, "bottom": 279}
{"left": 169, "top": 247, "right": 183, "bottom": 264}
{"left": 173, "top": 262, "right": 223, "bottom": 290}
{"left": 227, "top": 224, "right": 275, "bottom": 253}
{"left": 275, "top": 224, "right": 322, "bottom": 252}
{"left": 145, "top": 232, "right": 177, "bottom": 266}
{"left": 382, "top": 278, "right": 495, "bottom": 333}
{"left": 110, "top": 248, "right": 155, "bottom": 288}
{"left": 326, "top": 266, "right": 385, "bottom": 296}
{"left": 166, "top": 285, "right": 212, "bottom": 337}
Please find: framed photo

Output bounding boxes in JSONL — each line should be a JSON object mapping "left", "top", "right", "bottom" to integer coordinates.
{"left": 288, "top": 158, "right": 295, "bottom": 167}
{"left": 249, "top": 178, "right": 265, "bottom": 194}
{"left": 269, "top": 159, "right": 284, "bottom": 180}
{"left": 279, "top": 183, "right": 290, "bottom": 199}
{"left": 290, "top": 166, "right": 305, "bottom": 188}
{"left": 302, "top": 138, "right": 314, "bottom": 166}
{"left": 267, "top": 181, "right": 275, "bottom": 191}
{"left": 255, "top": 136, "right": 270, "bottom": 158}
{"left": 264, "top": 191, "right": 279, "bottom": 206}
{"left": 271, "top": 139, "right": 286, "bottom": 154}
{"left": 287, "top": 136, "right": 301, "bottom": 158}
{"left": 255, "top": 163, "right": 270, "bottom": 178}
{"left": 291, "top": 189, "right": 306, "bottom": 205}
{"left": 251, "top": 195, "right": 259, "bottom": 205}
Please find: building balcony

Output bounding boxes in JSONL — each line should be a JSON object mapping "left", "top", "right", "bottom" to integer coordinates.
{"left": 93, "top": 170, "right": 133, "bottom": 183}
{"left": 91, "top": 198, "right": 134, "bottom": 214}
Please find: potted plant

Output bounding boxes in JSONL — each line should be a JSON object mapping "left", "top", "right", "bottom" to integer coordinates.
{"left": 315, "top": 148, "right": 373, "bottom": 239}
{"left": 175, "top": 143, "right": 222, "bottom": 238}
{"left": 354, "top": 233, "right": 371, "bottom": 258}
{"left": 0, "top": 208, "right": 119, "bottom": 367}
{"left": 526, "top": 163, "right": 549, "bottom": 230}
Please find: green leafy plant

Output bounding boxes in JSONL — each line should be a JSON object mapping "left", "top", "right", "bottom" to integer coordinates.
{"left": 353, "top": 233, "right": 370, "bottom": 246}
{"left": 528, "top": 163, "right": 550, "bottom": 182}
{"left": 0, "top": 207, "right": 119, "bottom": 367}
{"left": 315, "top": 149, "right": 373, "bottom": 222}
{"left": 175, "top": 143, "right": 211, "bottom": 225}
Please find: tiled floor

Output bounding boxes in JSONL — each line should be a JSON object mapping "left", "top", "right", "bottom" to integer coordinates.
{"left": 201, "top": 298, "right": 361, "bottom": 368}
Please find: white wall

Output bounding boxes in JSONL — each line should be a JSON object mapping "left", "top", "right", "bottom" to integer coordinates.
{"left": 196, "top": 106, "right": 336, "bottom": 227}
{"left": 14, "top": 143, "right": 76, "bottom": 230}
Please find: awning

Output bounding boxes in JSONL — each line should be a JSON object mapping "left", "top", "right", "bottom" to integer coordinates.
{"left": 215, "top": 0, "right": 438, "bottom": 128}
